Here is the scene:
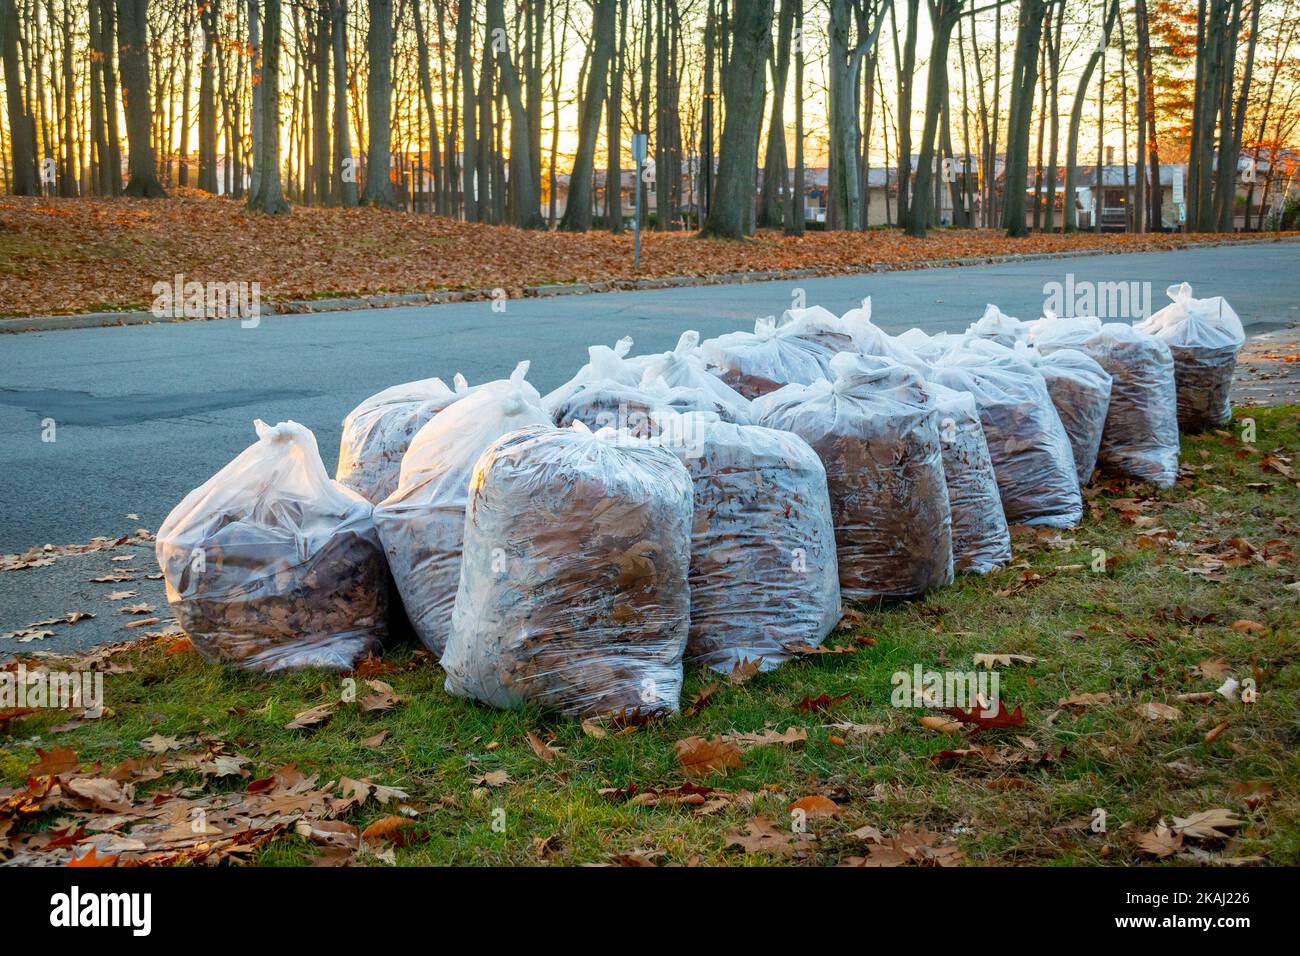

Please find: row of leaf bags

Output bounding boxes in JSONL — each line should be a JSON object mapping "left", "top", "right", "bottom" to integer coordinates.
{"left": 965, "top": 303, "right": 1182, "bottom": 488}
{"left": 1028, "top": 316, "right": 1180, "bottom": 487}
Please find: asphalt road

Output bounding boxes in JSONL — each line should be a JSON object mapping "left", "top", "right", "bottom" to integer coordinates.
{"left": 2, "top": 241, "right": 1298, "bottom": 556}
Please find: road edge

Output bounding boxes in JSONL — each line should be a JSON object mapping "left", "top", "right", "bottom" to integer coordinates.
{"left": 4, "top": 234, "right": 1298, "bottom": 334}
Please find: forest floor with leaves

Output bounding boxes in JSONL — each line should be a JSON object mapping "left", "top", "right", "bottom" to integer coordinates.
{"left": 2, "top": 193, "right": 1294, "bottom": 317}
{"left": 1, "top": 405, "right": 1297, "bottom": 867}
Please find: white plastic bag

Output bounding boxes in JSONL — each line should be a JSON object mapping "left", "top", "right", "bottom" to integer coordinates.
{"left": 637, "top": 330, "right": 754, "bottom": 423}
{"left": 928, "top": 383, "right": 1012, "bottom": 574}
{"left": 1032, "top": 317, "right": 1180, "bottom": 487}
{"left": 699, "top": 315, "right": 836, "bottom": 399}
{"left": 1013, "top": 343, "right": 1112, "bottom": 485}
{"left": 156, "top": 420, "right": 388, "bottom": 672}
{"left": 655, "top": 411, "right": 841, "bottom": 672}
{"left": 1135, "top": 282, "right": 1245, "bottom": 430}
{"left": 372, "top": 362, "right": 552, "bottom": 655}
{"left": 336, "top": 374, "right": 473, "bottom": 503}
{"left": 969, "top": 304, "right": 1029, "bottom": 349}
{"left": 753, "top": 352, "right": 953, "bottom": 601}
{"left": 442, "top": 422, "right": 694, "bottom": 718}
{"left": 929, "top": 337, "right": 1082, "bottom": 527}
{"left": 777, "top": 304, "right": 861, "bottom": 353}
{"left": 541, "top": 336, "right": 640, "bottom": 414}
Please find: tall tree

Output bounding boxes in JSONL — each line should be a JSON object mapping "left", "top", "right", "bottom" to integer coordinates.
{"left": 331, "top": 0, "right": 357, "bottom": 205}
{"left": 115, "top": 0, "right": 166, "bottom": 196}
{"left": 412, "top": 0, "right": 444, "bottom": 211}
{"left": 558, "top": 0, "right": 615, "bottom": 232}
{"left": 457, "top": 0, "right": 477, "bottom": 220}
{"left": 1135, "top": 0, "right": 1160, "bottom": 230}
{"left": 894, "top": 0, "right": 919, "bottom": 223}
{"left": 248, "top": 0, "right": 288, "bottom": 212}
{"left": 758, "top": 0, "right": 794, "bottom": 227}
{"left": 1001, "top": 0, "right": 1046, "bottom": 237}
{"left": 198, "top": 0, "right": 219, "bottom": 193}
{"left": 607, "top": 0, "right": 628, "bottom": 231}
{"left": 1063, "top": 0, "right": 1118, "bottom": 230}
{"left": 784, "top": 0, "right": 803, "bottom": 234}
{"left": 486, "top": 0, "right": 544, "bottom": 226}
{"left": 361, "top": 0, "right": 396, "bottom": 206}
{"left": 906, "top": 0, "right": 963, "bottom": 238}
{"left": 1, "top": 0, "right": 38, "bottom": 194}
{"left": 700, "top": 0, "right": 773, "bottom": 238}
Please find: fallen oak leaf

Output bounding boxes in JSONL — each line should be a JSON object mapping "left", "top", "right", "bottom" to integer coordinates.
{"left": 285, "top": 701, "right": 337, "bottom": 730}
{"left": 673, "top": 735, "right": 743, "bottom": 778}
{"left": 795, "top": 692, "right": 852, "bottom": 714}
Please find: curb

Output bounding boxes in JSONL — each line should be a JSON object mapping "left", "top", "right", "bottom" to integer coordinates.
{"left": 4, "top": 234, "right": 1297, "bottom": 335}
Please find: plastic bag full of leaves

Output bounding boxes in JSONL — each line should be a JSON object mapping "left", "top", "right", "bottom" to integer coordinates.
{"left": 442, "top": 421, "right": 694, "bottom": 718}
{"left": 335, "top": 373, "right": 474, "bottom": 503}
{"left": 541, "top": 336, "right": 644, "bottom": 414}
{"left": 155, "top": 420, "right": 388, "bottom": 672}
{"left": 968, "top": 303, "right": 1030, "bottom": 349}
{"left": 927, "top": 382, "right": 1012, "bottom": 574}
{"left": 653, "top": 410, "right": 841, "bottom": 673}
{"left": 637, "top": 330, "right": 754, "bottom": 423}
{"left": 1135, "top": 282, "right": 1245, "bottom": 430}
{"left": 551, "top": 339, "right": 744, "bottom": 435}
{"left": 1011, "top": 342, "right": 1112, "bottom": 485}
{"left": 753, "top": 352, "right": 953, "bottom": 602}
{"left": 372, "top": 362, "right": 552, "bottom": 655}
{"left": 929, "top": 336, "right": 1083, "bottom": 527}
{"left": 698, "top": 315, "right": 837, "bottom": 399}
{"left": 1031, "top": 316, "right": 1180, "bottom": 487}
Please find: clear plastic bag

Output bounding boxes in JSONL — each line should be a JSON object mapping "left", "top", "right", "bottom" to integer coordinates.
{"left": 1032, "top": 317, "right": 1180, "bottom": 487}
{"left": 541, "top": 336, "right": 641, "bottom": 414}
{"left": 1135, "top": 282, "right": 1245, "bottom": 430}
{"left": 372, "top": 362, "right": 552, "bottom": 655}
{"left": 336, "top": 374, "right": 473, "bottom": 503}
{"left": 552, "top": 338, "right": 746, "bottom": 433}
{"left": 155, "top": 420, "right": 388, "bottom": 672}
{"left": 929, "top": 337, "right": 1083, "bottom": 527}
{"left": 753, "top": 352, "right": 953, "bottom": 601}
{"left": 637, "top": 330, "right": 754, "bottom": 423}
{"left": 654, "top": 411, "right": 841, "bottom": 673}
{"left": 968, "top": 303, "right": 1029, "bottom": 349}
{"left": 442, "top": 422, "right": 694, "bottom": 718}
{"left": 699, "top": 315, "right": 836, "bottom": 399}
{"left": 1013, "top": 343, "right": 1112, "bottom": 485}
{"left": 928, "top": 382, "right": 1012, "bottom": 574}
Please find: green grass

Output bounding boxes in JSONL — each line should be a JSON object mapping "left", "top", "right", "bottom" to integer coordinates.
{"left": 4, "top": 406, "right": 1299, "bottom": 866}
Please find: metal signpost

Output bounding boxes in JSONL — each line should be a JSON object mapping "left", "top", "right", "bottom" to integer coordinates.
{"left": 632, "top": 133, "right": 647, "bottom": 271}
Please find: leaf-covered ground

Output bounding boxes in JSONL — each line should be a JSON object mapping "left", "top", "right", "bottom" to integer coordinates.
{"left": 2, "top": 406, "right": 1297, "bottom": 867}
{"left": 1, "top": 193, "right": 1291, "bottom": 318}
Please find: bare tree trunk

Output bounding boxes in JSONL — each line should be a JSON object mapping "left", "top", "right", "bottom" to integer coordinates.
{"left": 3, "top": 0, "right": 38, "bottom": 194}
{"left": 412, "top": 0, "right": 444, "bottom": 211}
{"left": 607, "top": 0, "right": 627, "bottom": 231}
{"left": 757, "top": 0, "right": 793, "bottom": 228}
{"left": 1064, "top": 0, "right": 1118, "bottom": 230}
{"left": 700, "top": 0, "right": 772, "bottom": 238}
{"left": 1136, "top": 0, "right": 1160, "bottom": 229}
{"left": 248, "top": 0, "right": 288, "bottom": 213}
{"left": 361, "top": 0, "right": 395, "bottom": 206}
{"left": 784, "top": 0, "right": 803, "bottom": 234}
{"left": 458, "top": 0, "right": 477, "bottom": 220}
{"left": 895, "top": 0, "right": 919, "bottom": 224}
{"left": 198, "top": 0, "right": 218, "bottom": 192}
{"left": 486, "top": 0, "right": 544, "bottom": 227}
{"left": 559, "top": 0, "right": 615, "bottom": 231}
{"left": 908, "top": 0, "right": 963, "bottom": 238}
{"left": 331, "top": 0, "right": 357, "bottom": 205}
{"left": 116, "top": 0, "right": 165, "bottom": 196}
{"left": 1001, "top": 0, "right": 1043, "bottom": 237}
